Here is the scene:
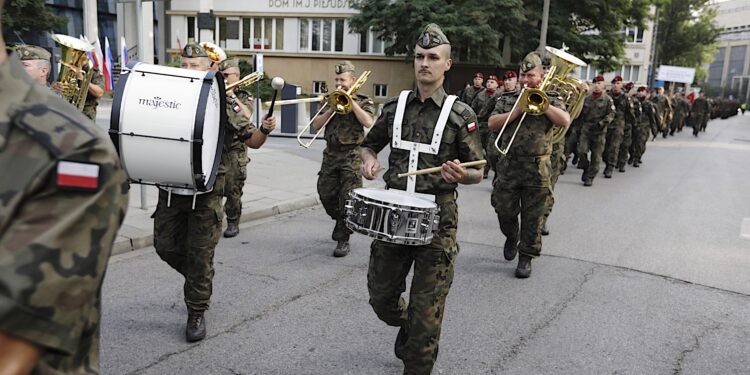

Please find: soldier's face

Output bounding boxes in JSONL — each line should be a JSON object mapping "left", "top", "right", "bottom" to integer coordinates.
{"left": 519, "top": 66, "right": 543, "bottom": 88}
{"left": 613, "top": 81, "right": 622, "bottom": 92}
{"left": 181, "top": 57, "right": 210, "bottom": 72}
{"left": 504, "top": 77, "right": 517, "bottom": 91}
{"left": 21, "top": 60, "right": 49, "bottom": 85}
{"left": 222, "top": 67, "right": 240, "bottom": 85}
{"left": 414, "top": 45, "right": 452, "bottom": 85}
{"left": 593, "top": 81, "right": 605, "bottom": 93}
{"left": 486, "top": 79, "right": 498, "bottom": 89}
{"left": 334, "top": 72, "right": 356, "bottom": 91}
{"left": 473, "top": 76, "right": 483, "bottom": 87}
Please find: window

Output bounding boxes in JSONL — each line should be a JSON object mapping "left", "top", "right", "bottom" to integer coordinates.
{"left": 359, "top": 29, "right": 393, "bottom": 54}
{"left": 187, "top": 16, "right": 195, "bottom": 43}
{"left": 218, "top": 18, "right": 240, "bottom": 48}
{"left": 621, "top": 65, "right": 641, "bottom": 82}
{"left": 313, "top": 81, "right": 328, "bottom": 94}
{"left": 624, "top": 27, "right": 644, "bottom": 43}
{"left": 374, "top": 84, "right": 387, "bottom": 98}
{"left": 240, "top": 17, "right": 284, "bottom": 50}
{"left": 299, "top": 18, "right": 345, "bottom": 52}
{"left": 578, "top": 65, "right": 600, "bottom": 81}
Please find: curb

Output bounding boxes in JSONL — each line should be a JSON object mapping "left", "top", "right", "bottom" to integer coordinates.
{"left": 111, "top": 195, "right": 321, "bottom": 256}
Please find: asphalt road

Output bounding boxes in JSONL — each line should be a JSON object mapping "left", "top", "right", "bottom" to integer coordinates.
{"left": 101, "top": 115, "right": 750, "bottom": 374}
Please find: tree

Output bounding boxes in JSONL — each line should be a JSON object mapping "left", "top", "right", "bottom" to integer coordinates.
{"left": 1, "top": 0, "right": 67, "bottom": 43}
{"left": 349, "top": 0, "right": 651, "bottom": 70}
{"left": 652, "top": 0, "right": 719, "bottom": 79}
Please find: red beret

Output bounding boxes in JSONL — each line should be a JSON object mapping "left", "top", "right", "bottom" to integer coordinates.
{"left": 624, "top": 82, "right": 634, "bottom": 90}
{"left": 503, "top": 70, "right": 517, "bottom": 79}
{"left": 611, "top": 75, "right": 623, "bottom": 83}
{"left": 473, "top": 72, "right": 484, "bottom": 79}
{"left": 637, "top": 86, "right": 648, "bottom": 92}
{"left": 487, "top": 75, "right": 499, "bottom": 82}
{"left": 593, "top": 75, "right": 605, "bottom": 82}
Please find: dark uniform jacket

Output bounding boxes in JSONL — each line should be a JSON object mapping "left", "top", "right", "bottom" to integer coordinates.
{"left": 492, "top": 90, "right": 566, "bottom": 157}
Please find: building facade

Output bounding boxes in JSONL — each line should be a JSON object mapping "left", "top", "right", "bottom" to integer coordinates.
{"left": 166, "top": 1, "right": 414, "bottom": 102}
{"left": 706, "top": 0, "right": 750, "bottom": 101}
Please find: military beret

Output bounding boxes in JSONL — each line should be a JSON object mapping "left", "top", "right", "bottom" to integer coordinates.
{"left": 473, "top": 72, "right": 484, "bottom": 79}
{"left": 181, "top": 42, "right": 208, "bottom": 58}
{"left": 335, "top": 60, "right": 355, "bottom": 74}
{"left": 637, "top": 86, "right": 648, "bottom": 92}
{"left": 15, "top": 45, "right": 51, "bottom": 61}
{"left": 612, "top": 75, "right": 623, "bottom": 83}
{"left": 503, "top": 70, "right": 517, "bottom": 80}
{"left": 416, "top": 23, "right": 450, "bottom": 49}
{"left": 199, "top": 41, "right": 227, "bottom": 63}
{"left": 219, "top": 58, "right": 239, "bottom": 71}
{"left": 520, "top": 52, "right": 542, "bottom": 73}
{"left": 593, "top": 75, "right": 605, "bottom": 82}
{"left": 624, "top": 82, "right": 634, "bottom": 90}
{"left": 487, "top": 75, "right": 499, "bottom": 82}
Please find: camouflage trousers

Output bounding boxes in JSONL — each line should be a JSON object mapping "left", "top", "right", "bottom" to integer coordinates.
{"left": 486, "top": 130, "right": 500, "bottom": 178}
{"left": 491, "top": 156, "right": 551, "bottom": 257}
{"left": 317, "top": 147, "right": 362, "bottom": 242}
{"left": 564, "top": 123, "right": 581, "bottom": 159}
{"left": 603, "top": 124, "right": 625, "bottom": 169}
{"left": 479, "top": 125, "right": 491, "bottom": 176}
{"left": 153, "top": 174, "right": 224, "bottom": 312}
{"left": 671, "top": 113, "right": 685, "bottom": 133}
{"left": 543, "top": 143, "right": 565, "bottom": 223}
{"left": 367, "top": 194, "right": 458, "bottom": 375}
{"left": 223, "top": 147, "right": 249, "bottom": 224}
{"left": 631, "top": 123, "right": 650, "bottom": 163}
{"left": 616, "top": 124, "right": 632, "bottom": 169}
{"left": 577, "top": 126, "right": 607, "bottom": 181}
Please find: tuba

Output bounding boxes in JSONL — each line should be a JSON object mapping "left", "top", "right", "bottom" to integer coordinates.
{"left": 495, "top": 46, "right": 587, "bottom": 154}
{"left": 52, "top": 34, "right": 95, "bottom": 110}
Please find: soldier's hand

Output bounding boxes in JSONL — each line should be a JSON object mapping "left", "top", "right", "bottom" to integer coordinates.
{"left": 362, "top": 159, "right": 381, "bottom": 180}
{"left": 261, "top": 115, "right": 276, "bottom": 133}
{"left": 441, "top": 159, "right": 466, "bottom": 184}
{"left": 51, "top": 82, "right": 65, "bottom": 94}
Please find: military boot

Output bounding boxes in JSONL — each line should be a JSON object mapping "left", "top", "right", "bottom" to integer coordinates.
{"left": 603, "top": 166, "right": 613, "bottom": 178}
{"left": 633, "top": 160, "right": 640, "bottom": 168}
{"left": 618, "top": 166, "right": 626, "bottom": 173}
{"left": 571, "top": 154, "right": 579, "bottom": 165}
{"left": 541, "top": 223, "right": 549, "bottom": 236}
{"left": 223, "top": 222, "right": 239, "bottom": 238}
{"left": 186, "top": 310, "right": 206, "bottom": 342}
{"left": 333, "top": 240, "right": 350, "bottom": 257}
{"left": 515, "top": 255, "right": 533, "bottom": 279}
{"left": 503, "top": 237, "right": 518, "bottom": 261}
{"left": 583, "top": 179, "right": 593, "bottom": 187}
{"left": 394, "top": 326, "right": 408, "bottom": 360}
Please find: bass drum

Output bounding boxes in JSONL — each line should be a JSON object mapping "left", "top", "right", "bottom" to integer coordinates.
{"left": 109, "top": 61, "right": 227, "bottom": 192}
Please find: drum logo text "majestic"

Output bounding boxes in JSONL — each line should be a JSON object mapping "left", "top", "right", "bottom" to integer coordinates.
{"left": 138, "top": 96, "right": 182, "bottom": 110}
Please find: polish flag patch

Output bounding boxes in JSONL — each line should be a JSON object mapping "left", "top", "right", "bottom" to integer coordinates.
{"left": 467, "top": 122, "right": 477, "bottom": 132}
{"left": 56, "top": 161, "right": 100, "bottom": 191}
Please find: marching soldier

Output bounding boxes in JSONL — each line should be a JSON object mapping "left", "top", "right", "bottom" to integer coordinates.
{"left": 564, "top": 80, "right": 589, "bottom": 170}
{"left": 488, "top": 52, "right": 571, "bottom": 278}
{"left": 616, "top": 81, "right": 636, "bottom": 173}
{"left": 486, "top": 71, "right": 520, "bottom": 178}
{"left": 651, "top": 87, "right": 672, "bottom": 139}
{"left": 671, "top": 92, "right": 690, "bottom": 134}
{"left": 153, "top": 43, "right": 276, "bottom": 342}
{"left": 471, "top": 74, "right": 501, "bottom": 178}
{"left": 691, "top": 91, "right": 710, "bottom": 137}
{"left": 14, "top": 44, "right": 52, "bottom": 85}
{"left": 360, "top": 23, "right": 483, "bottom": 373}
{"left": 602, "top": 76, "right": 634, "bottom": 178}
{"left": 0, "top": 1, "right": 130, "bottom": 371}
{"left": 577, "top": 75, "right": 614, "bottom": 186}
{"left": 312, "top": 61, "right": 375, "bottom": 257}
{"left": 461, "top": 71, "right": 484, "bottom": 105}
{"left": 631, "top": 86, "right": 657, "bottom": 167}
{"left": 49, "top": 53, "right": 104, "bottom": 121}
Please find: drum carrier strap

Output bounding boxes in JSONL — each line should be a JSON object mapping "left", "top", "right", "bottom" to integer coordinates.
{"left": 391, "top": 90, "right": 457, "bottom": 201}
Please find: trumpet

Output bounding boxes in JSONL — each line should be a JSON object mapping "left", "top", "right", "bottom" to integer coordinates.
{"left": 296, "top": 71, "right": 371, "bottom": 148}
{"left": 226, "top": 71, "right": 263, "bottom": 92}
{"left": 494, "top": 46, "right": 587, "bottom": 155}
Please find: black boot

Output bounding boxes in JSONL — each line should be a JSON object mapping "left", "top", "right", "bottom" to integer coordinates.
{"left": 541, "top": 223, "right": 549, "bottom": 236}
{"left": 572, "top": 154, "right": 579, "bottom": 165}
{"left": 333, "top": 240, "right": 350, "bottom": 257}
{"left": 223, "top": 222, "right": 239, "bottom": 238}
{"left": 503, "top": 237, "right": 518, "bottom": 261}
{"left": 603, "top": 166, "right": 613, "bottom": 178}
{"left": 186, "top": 310, "right": 206, "bottom": 342}
{"left": 583, "top": 179, "right": 593, "bottom": 186}
{"left": 633, "top": 160, "right": 640, "bottom": 168}
{"left": 618, "top": 166, "right": 626, "bottom": 173}
{"left": 394, "top": 326, "right": 408, "bottom": 360}
{"left": 515, "top": 255, "right": 532, "bottom": 278}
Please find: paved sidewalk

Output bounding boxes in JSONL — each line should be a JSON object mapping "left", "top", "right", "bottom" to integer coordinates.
{"left": 99, "top": 98, "right": 382, "bottom": 255}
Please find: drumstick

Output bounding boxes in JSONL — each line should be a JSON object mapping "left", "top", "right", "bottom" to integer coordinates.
{"left": 397, "top": 160, "right": 487, "bottom": 178}
{"left": 267, "top": 77, "right": 285, "bottom": 118}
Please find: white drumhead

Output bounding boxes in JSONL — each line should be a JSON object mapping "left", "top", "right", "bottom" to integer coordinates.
{"left": 352, "top": 188, "right": 436, "bottom": 209}
{"left": 200, "top": 77, "right": 221, "bottom": 186}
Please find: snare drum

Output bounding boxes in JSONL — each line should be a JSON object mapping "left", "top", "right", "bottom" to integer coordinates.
{"left": 109, "top": 62, "right": 227, "bottom": 192}
{"left": 345, "top": 188, "right": 440, "bottom": 246}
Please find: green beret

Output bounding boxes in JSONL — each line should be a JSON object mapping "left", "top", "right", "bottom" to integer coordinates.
{"left": 219, "top": 58, "right": 240, "bottom": 71}
{"left": 15, "top": 45, "right": 51, "bottom": 61}
{"left": 520, "top": 52, "right": 542, "bottom": 73}
{"left": 181, "top": 42, "right": 208, "bottom": 58}
{"left": 416, "top": 23, "right": 450, "bottom": 49}
{"left": 335, "top": 60, "right": 355, "bottom": 74}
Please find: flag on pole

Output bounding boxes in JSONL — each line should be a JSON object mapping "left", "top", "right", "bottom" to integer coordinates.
{"left": 92, "top": 38, "right": 104, "bottom": 73}
{"left": 120, "top": 36, "right": 129, "bottom": 70}
{"left": 103, "top": 37, "right": 114, "bottom": 91}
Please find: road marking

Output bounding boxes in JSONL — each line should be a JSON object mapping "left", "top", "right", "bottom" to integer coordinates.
{"left": 651, "top": 141, "right": 750, "bottom": 152}
{"left": 742, "top": 218, "right": 750, "bottom": 240}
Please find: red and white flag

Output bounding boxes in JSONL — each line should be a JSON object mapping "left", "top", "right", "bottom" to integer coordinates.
{"left": 467, "top": 121, "right": 477, "bottom": 132}
{"left": 56, "top": 161, "right": 100, "bottom": 190}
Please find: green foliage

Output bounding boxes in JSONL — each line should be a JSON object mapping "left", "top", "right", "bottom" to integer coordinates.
{"left": 238, "top": 59, "right": 275, "bottom": 101}
{"left": 653, "top": 0, "right": 719, "bottom": 81}
{"left": 1, "top": 0, "right": 67, "bottom": 41}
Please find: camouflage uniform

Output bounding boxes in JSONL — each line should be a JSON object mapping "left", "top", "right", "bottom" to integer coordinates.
{"left": 223, "top": 89, "right": 255, "bottom": 225}
{"left": 632, "top": 97, "right": 657, "bottom": 165}
{"left": 541, "top": 136, "right": 565, "bottom": 228}
{"left": 491, "top": 87, "right": 564, "bottom": 258}
{"left": 691, "top": 96, "right": 710, "bottom": 136}
{"left": 603, "top": 90, "right": 633, "bottom": 174}
{"left": 0, "top": 55, "right": 129, "bottom": 374}
{"left": 81, "top": 68, "right": 104, "bottom": 121}
{"left": 470, "top": 87, "right": 501, "bottom": 177}
{"left": 461, "top": 85, "right": 482, "bottom": 107}
{"left": 651, "top": 92, "right": 672, "bottom": 137}
{"left": 318, "top": 90, "right": 375, "bottom": 243}
{"left": 670, "top": 96, "right": 689, "bottom": 134}
{"left": 577, "top": 92, "right": 615, "bottom": 183}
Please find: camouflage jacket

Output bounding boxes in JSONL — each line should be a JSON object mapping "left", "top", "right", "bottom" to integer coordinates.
{"left": 651, "top": 94, "right": 672, "bottom": 122}
{"left": 491, "top": 89, "right": 566, "bottom": 157}
{"left": 0, "top": 56, "right": 129, "bottom": 374}
{"left": 635, "top": 98, "right": 658, "bottom": 128}
{"left": 470, "top": 88, "right": 501, "bottom": 124}
{"left": 609, "top": 90, "right": 635, "bottom": 128}
{"left": 362, "top": 87, "right": 484, "bottom": 195}
{"left": 461, "top": 85, "right": 483, "bottom": 106}
{"left": 227, "top": 89, "right": 256, "bottom": 153}
{"left": 323, "top": 93, "right": 375, "bottom": 149}
{"left": 82, "top": 68, "right": 104, "bottom": 121}
{"left": 692, "top": 97, "right": 710, "bottom": 115}
{"left": 579, "top": 93, "right": 615, "bottom": 131}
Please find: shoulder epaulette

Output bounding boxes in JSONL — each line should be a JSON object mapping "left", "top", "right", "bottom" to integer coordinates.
{"left": 450, "top": 100, "right": 476, "bottom": 122}
{"left": 11, "top": 103, "right": 97, "bottom": 158}
{"left": 382, "top": 95, "right": 400, "bottom": 108}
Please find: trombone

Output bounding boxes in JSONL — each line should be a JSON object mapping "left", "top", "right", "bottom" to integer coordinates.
{"left": 295, "top": 71, "right": 371, "bottom": 148}
{"left": 226, "top": 71, "right": 263, "bottom": 92}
